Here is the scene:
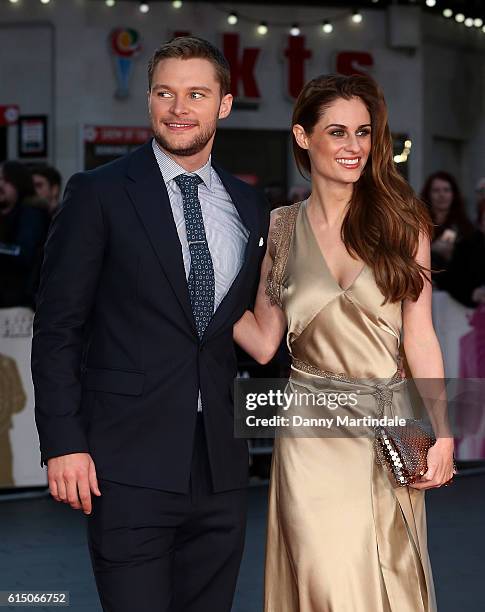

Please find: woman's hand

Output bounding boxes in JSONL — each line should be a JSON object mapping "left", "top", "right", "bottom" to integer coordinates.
{"left": 409, "top": 437, "right": 456, "bottom": 490}
{"left": 431, "top": 238, "right": 454, "bottom": 261}
{"left": 472, "top": 286, "right": 485, "bottom": 304}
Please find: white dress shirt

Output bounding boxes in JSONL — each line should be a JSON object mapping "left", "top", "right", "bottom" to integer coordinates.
{"left": 152, "top": 139, "right": 249, "bottom": 410}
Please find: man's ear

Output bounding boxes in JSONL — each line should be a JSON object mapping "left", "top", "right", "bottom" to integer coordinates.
{"left": 218, "top": 93, "right": 233, "bottom": 120}
{"left": 292, "top": 124, "right": 309, "bottom": 150}
{"left": 147, "top": 89, "right": 151, "bottom": 115}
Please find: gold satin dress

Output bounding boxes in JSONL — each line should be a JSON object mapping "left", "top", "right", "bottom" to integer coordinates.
{"left": 263, "top": 200, "right": 437, "bottom": 612}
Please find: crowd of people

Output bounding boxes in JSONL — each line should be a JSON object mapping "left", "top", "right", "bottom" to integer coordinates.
{"left": 0, "top": 161, "right": 61, "bottom": 309}
{"left": 0, "top": 155, "right": 484, "bottom": 316}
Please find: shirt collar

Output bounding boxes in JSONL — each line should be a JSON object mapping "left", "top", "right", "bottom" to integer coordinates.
{"left": 152, "top": 138, "right": 212, "bottom": 190}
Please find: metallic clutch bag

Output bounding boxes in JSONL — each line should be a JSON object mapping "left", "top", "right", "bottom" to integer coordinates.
{"left": 375, "top": 419, "right": 449, "bottom": 486}
{"left": 373, "top": 379, "right": 456, "bottom": 487}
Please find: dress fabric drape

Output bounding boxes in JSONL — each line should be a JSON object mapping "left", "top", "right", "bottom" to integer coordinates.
{"left": 264, "top": 200, "right": 437, "bottom": 612}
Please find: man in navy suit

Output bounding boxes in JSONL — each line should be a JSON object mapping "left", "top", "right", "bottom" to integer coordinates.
{"left": 32, "top": 37, "right": 269, "bottom": 612}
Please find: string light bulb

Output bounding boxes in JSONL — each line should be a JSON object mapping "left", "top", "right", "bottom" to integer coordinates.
{"left": 40, "top": 0, "right": 51, "bottom": 4}
{"left": 8, "top": 0, "right": 20, "bottom": 4}
{"left": 351, "top": 10, "right": 363, "bottom": 24}
{"left": 106, "top": 0, "right": 115, "bottom": 6}
{"left": 117, "top": 5, "right": 485, "bottom": 40}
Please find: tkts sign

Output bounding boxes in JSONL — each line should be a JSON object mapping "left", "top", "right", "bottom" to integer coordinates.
{"left": 224, "top": 34, "right": 373, "bottom": 104}
{"left": 175, "top": 32, "right": 374, "bottom": 107}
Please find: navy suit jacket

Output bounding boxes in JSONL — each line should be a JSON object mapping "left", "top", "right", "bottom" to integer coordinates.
{"left": 31, "top": 141, "right": 270, "bottom": 493}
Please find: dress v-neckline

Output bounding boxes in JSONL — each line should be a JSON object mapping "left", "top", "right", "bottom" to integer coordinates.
{"left": 302, "top": 199, "right": 366, "bottom": 293}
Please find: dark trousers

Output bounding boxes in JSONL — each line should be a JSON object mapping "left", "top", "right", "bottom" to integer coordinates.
{"left": 87, "top": 415, "right": 248, "bottom": 612}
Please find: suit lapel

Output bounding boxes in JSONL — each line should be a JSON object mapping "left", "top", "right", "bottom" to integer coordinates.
{"left": 203, "top": 164, "right": 260, "bottom": 340}
{"left": 124, "top": 142, "right": 196, "bottom": 334}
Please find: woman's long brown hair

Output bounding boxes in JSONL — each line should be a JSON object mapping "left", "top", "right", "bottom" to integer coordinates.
{"left": 292, "top": 74, "right": 432, "bottom": 303}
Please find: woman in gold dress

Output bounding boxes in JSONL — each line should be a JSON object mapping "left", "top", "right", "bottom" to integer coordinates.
{"left": 234, "top": 75, "right": 455, "bottom": 611}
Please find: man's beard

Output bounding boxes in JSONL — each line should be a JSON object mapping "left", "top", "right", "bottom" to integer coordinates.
{"left": 153, "top": 119, "right": 217, "bottom": 157}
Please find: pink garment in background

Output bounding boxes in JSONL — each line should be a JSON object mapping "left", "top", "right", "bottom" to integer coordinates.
{"left": 456, "top": 305, "right": 485, "bottom": 459}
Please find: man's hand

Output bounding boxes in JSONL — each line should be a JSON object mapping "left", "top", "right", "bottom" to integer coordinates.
{"left": 47, "top": 453, "right": 101, "bottom": 515}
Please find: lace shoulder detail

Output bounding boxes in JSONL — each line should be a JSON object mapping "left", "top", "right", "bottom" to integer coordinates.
{"left": 265, "top": 201, "right": 302, "bottom": 307}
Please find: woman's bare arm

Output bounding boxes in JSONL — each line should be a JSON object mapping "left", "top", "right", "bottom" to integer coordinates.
{"left": 234, "top": 213, "right": 287, "bottom": 364}
{"left": 402, "top": 232, "right": 455, "bottom": 489}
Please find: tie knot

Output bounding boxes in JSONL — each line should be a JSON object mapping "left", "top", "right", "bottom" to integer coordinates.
{"left": 174, "top": 173, "right": 203, "bottom": 194}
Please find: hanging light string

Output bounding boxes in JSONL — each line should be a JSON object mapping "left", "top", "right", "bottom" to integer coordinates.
{"left": 442, "top": 7, "right": 485, "bottom": 32}
{"left": 24, "top": 1, "right": 484, "bottom": 34}
{"left": 212, "top": 4, "right": 363, "bottom": 35}
{"left": 138, "top": 2, "right": 485, "bottom": 35}
{"left": 213, "top": 3, "right": 485, "bottom": 36}
{"left": 95, "top": 1, "right": 361, "bottom": 32}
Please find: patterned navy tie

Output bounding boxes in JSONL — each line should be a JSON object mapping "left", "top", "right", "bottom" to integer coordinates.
{"left": 174, "top": 173, "right": 215, "bottom": 337}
